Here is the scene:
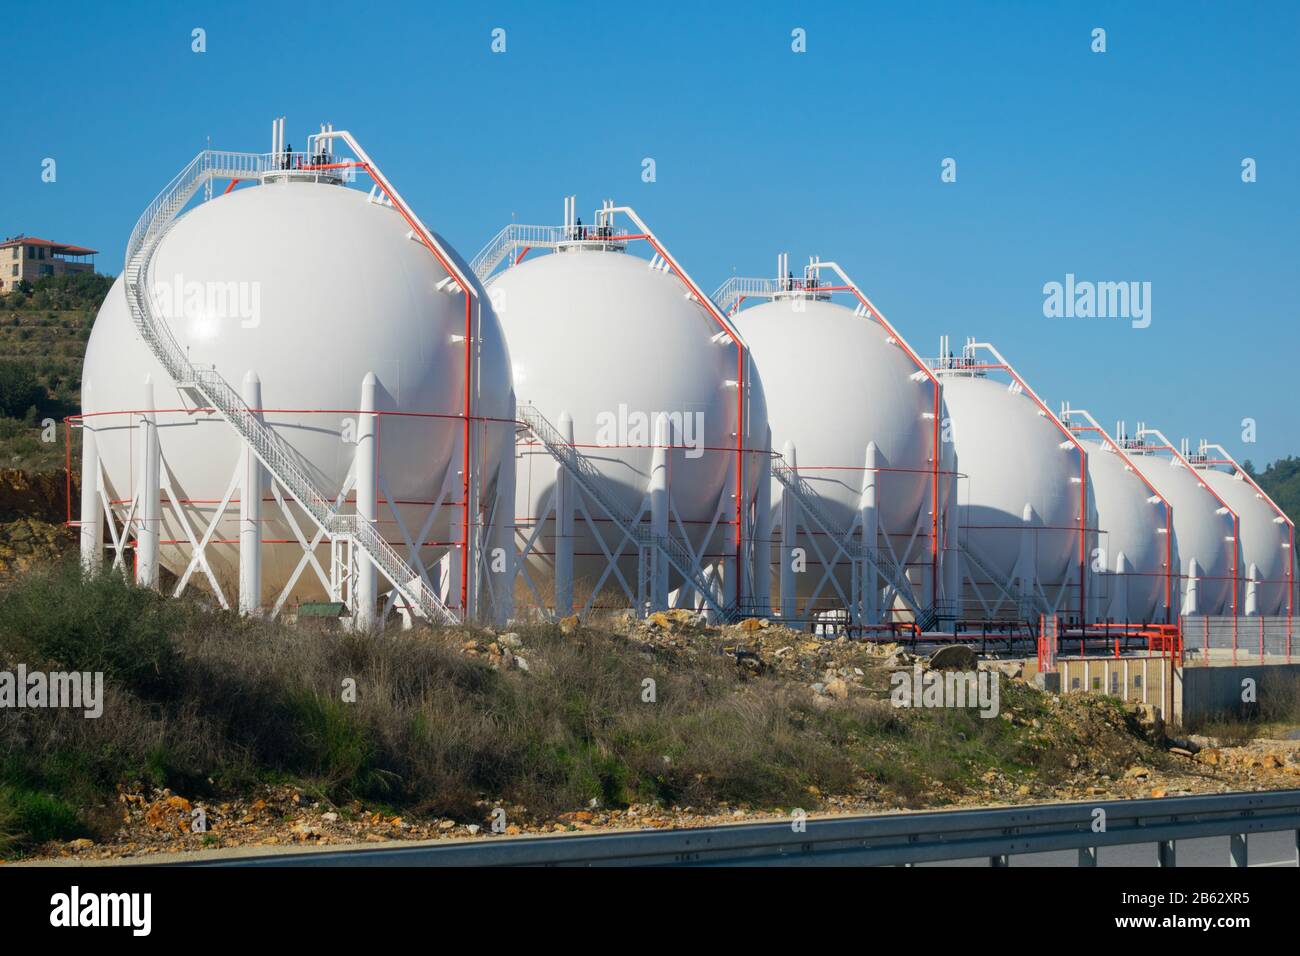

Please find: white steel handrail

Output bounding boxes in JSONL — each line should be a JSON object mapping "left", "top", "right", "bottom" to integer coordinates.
{"left": 471, "top": 223, "right": 633, "bottom": 284}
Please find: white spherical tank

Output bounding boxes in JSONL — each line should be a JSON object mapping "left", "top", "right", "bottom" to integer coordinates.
{"left": 1082, "top": 440, "right": 1171, "bottom": 623}
{"left": 82, "top": 178, "right": 513, "bottom": 607}
{"left": 489, "top": 247, "right": 767, "bottom": 601}
{"left": 940, "top": 374, "right": 1085, "bottom": 614}
{"left": 732, "top": 298, "right": 938, "bottom": 602}
{"left": 1137, "top": 458, "right": 1237, "bottom": 616}
{"left": 1199, "top": 468, "right": 1290, "bottom": 615}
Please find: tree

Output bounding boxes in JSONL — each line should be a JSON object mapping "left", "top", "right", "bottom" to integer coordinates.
{"left": 0, "top": 363, "right": 44, "bottom": 419}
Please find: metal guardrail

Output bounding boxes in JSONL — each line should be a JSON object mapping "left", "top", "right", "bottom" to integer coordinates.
{"left": 186, "top": 789, "right": 1300, "bottom": 868}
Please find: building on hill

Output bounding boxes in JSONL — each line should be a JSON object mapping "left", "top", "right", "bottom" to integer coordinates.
{"left": 0, "top": 235, "right": 98, "bottom": 292}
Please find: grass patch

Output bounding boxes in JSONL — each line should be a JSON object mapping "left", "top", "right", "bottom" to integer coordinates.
{"left": 0, "top": 563, "right": 1165, "bottom": 855}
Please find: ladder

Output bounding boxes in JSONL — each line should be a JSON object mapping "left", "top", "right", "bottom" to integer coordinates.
{"left": 516, "top": 404, "right": 733, "bottom": 620}
{"left": 122, "top": 150, "right": 458, "bottom": 625}
{"left": 769, "top": 459, "right": 923, "bottom": 619}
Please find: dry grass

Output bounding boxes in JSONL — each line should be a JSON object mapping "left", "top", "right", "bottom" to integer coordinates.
{"left": 0, "top": 563, "right": 1164, "bottom": 854}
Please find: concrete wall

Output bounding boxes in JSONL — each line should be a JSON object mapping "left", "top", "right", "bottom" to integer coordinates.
{"left": 1179, "top": 662, "right": 1300, "bottom": 728}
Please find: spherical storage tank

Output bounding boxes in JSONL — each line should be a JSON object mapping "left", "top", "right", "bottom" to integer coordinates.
{"left": 1082, "top": 440, "right": 1172, "bottom": 623}
{"left": 939, "top": 374, "right": 1087, "bottom": 615}
{"left": 1138, "top": 458, "right": 1237, "bottom": 616}
{"left": 1198, "top": 468, "right": 1289, "bottom": 615}
{"left": 82, "top": 174, "right": 513, "bottom": 607}
{"left": 732, "top": 297, "right": 939, "bottom": 602}
{"left": 489, "top": 244, "right": 768, "bottom": 603}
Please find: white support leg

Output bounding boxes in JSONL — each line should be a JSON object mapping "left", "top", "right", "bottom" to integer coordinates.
{"left": 649, "top": 413, "right": 670, "bottom": 611}
{"left": 779, "top": 440, "right": 799, "bottom": 621}
{"left": 239, "top": 371, "right": 264, "bottom": 615}
{"left": 353, "top": 372, "right": 379, "bottom": 630}
{"left": 136, "top": 376, "right": 161, "bottom": 589}
{"left": 1185, "top": 557, "right": 1200, "bottom": 616}
{"left": 1245, "top": 561, "right": 1259, "bottom": 617}
{"left": 79, "top": 407, "right": 101, "bottom": 573}
{"left": 1112, "top": 550, "right": 1130, "bottom": 623}
{"left": 860, "top": 440, "right": 880, "bottom": 625}
{"left": 752, "top": 427, "right": 772, "bottom": 618}
{"left": 554, "top": 411, "right": 575, "bottom": 616}
{"left": 942, "top": 462, "right": 960, "bottom": 609}
{"left": 1013, "top": 502, "right": 1037, "bottom": 609}
{"left": 721, "top": 454, "right": 738, "bottom": 617}
{"left": 488, "top": 436, "right": 517, "bottom": 627}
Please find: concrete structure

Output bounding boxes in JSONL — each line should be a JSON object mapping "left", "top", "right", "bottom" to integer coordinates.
{"left": 0, "top": 236, "right": 97, "bottom": 291}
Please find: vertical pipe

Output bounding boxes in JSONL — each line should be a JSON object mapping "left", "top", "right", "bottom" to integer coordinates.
{"left": 722, "top": 445, "right": 739, "bottom": 616}
{"left": 649, "top": 413, "right": 670, "bottom": 611}
{"left": 942, "top": 455, "right": 959, "bottom": 612}
{"left": 1185, "top": 557, "right": 1200, "bottom": 617}
{"left": 461, "top": 294, "right": 473, "bottom": 620}
{"left": 779, "top": 441, "right": 799, "bottom": 621}
{"left": 860, "top": 441, "right": 880, "bottom": 625}
{"left": 239, "top": 371, "right": 263, "bottom": 615}
{"left": 354, "top": 372, "right": 378, "bottom": 630}
{"left": 488, "top": 409, "right": 516, "bottom": 628}
{"left": 752, "top": 427, "right": 772, "bottom": 618}
{"left": 554, "top": 411, "right": 574, "bottom": 617}
{"left": 79, "top": 405, "right": 101, "bottom": 573}
{"left": 136, "top": 377, "right": 160, "bottom": 589}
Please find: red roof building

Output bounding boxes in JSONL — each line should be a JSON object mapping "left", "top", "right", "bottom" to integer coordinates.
{"left": 0, "top": 235, "right": 99, "bottom": 292}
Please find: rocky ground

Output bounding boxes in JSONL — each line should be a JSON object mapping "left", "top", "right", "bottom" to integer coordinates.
{"left": 15, "top": 609, "right": 1300, "bottom": 864}
{"left": 0, "top": 468, "right": 76, "bottom": 576}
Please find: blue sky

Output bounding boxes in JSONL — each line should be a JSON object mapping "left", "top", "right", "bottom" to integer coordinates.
{"left": 3, "top": 1, "right": 1296, "bottom": 465}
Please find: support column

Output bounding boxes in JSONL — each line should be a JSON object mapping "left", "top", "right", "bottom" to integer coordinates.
{"left": 1245, "top": 562, "right": 1260, "bottom": 617}
{"left": 1112, "top": 551, "right": 1130, "bottom": 624}
{"left": 942, "top": 460, "right": 960, "bottom": 609}
{"left": 135, "top": 376, "right": 160, "bottom": 589}
{"left": 487, "top": 418, "right": 517, "bottom": 627}
{"left": 721, "top": 450, "right": 738, "bottom": 617}
{"left": 553, "top": 411, "right": 575, "bottom": 617}
{"left": 1185, "top": 557, "right": 1200, "bottom": 617}
{"left": 354, "top": 372, "right": 378, "bottom": 630}
{"left": 779, "top": 440, "right": 799, "bottom": 621}
{"left": 1014, "top": 503, "right": 1037, "bottom": 610}
{"left": 648, "top": 413, "right": 670, "bottom": 611}
{"left": 78, "top": 395, "right": 101, "bottom": 573}
{"left": 239, "top": 371, "right": 263, "bottom": 615}
{"left": 859, "top": 441, "right": 880, "bottom": 625}
{"left": 752, "top": 426, "right": 772, "bottom": 618}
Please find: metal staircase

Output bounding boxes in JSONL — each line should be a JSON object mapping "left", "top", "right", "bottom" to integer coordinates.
{"left": 769, "top": 459, "right": 922, "bottom": 619}
{"left": 516, "top": 404, "right": 733, "bottom": 620}
{"left": 122, "top": 150, "right": 458, "bottom": 625}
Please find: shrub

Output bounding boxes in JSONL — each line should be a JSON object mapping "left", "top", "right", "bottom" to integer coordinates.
{"left": 0, "top": 363, "right": 43, "bottom": 418}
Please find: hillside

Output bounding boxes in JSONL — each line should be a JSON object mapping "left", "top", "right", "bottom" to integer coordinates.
{"left": 0, "top": 273, "right": 108, "bottom": 472}
{"left": 1, "top": 569, "right": 1297, "bottom": 861}
{"left": 1245, "top": 456, "right": 1300, "bottom": 526}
